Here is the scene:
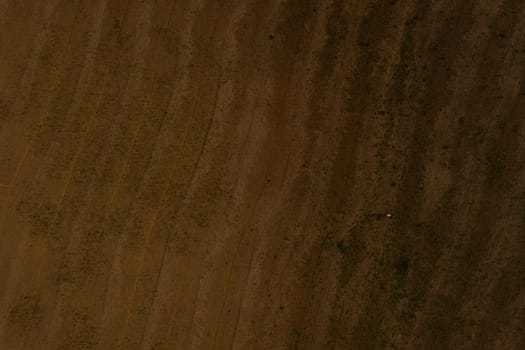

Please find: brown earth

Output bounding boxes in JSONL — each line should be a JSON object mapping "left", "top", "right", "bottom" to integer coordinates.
{"left": 1, "top": 0, "right": 524, "bottom": 349}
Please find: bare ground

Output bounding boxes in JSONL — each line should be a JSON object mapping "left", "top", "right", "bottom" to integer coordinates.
{"left": 0, "top": 0, "right": 524, "bottom": 349}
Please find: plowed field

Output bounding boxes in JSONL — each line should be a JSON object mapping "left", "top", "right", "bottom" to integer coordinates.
{"left": 0, "top": 1, "right": 524, "bottom": 349}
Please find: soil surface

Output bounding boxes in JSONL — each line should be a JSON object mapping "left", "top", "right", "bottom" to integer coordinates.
{"left": 1, "top": 1, "right": 524, "bottom": 349}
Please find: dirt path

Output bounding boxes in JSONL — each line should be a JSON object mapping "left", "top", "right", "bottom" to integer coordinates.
{"left": 1, "top": 1, "right": 524, "bottom": 349}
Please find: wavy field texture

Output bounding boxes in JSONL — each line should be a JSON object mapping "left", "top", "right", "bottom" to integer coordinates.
{"left": 1, "top": 0, "right": 524, "bottom": 349}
